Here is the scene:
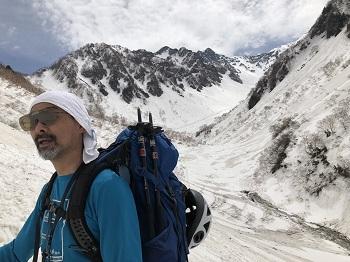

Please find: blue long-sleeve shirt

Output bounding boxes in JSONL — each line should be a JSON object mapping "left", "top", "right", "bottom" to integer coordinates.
{"left": 0, "top": 169, "right": 142, "bottom": 262}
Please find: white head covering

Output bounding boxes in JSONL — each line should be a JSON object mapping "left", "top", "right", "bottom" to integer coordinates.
{"left": 30, "top": 90, "right": 99, "bottom": 164}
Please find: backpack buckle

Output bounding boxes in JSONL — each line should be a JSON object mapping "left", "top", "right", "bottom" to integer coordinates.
{"left": 48, "top": 202, "right": 57, "bottom": 212}
{"left": 47, "top": 202, "right": 66, "bottom": 219}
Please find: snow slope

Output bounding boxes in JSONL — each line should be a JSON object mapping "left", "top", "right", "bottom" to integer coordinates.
{"left": 1, "top": 70, "right": 350, "bottom": 261}
{"left": 190, "top": 9, "right": 350, "bottom": 261}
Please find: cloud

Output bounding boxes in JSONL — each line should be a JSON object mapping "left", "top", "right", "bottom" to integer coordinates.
{"left": 7, "top": 26, "right": 16, "bottom": 36}
{"left": 32, "top": 0, "right": 329, "bottom": 56}
{"left": 0, "top": 0, "right": 70, "bottom": 73}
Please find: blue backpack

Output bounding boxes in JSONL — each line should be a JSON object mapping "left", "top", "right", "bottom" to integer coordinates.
{"left": 34, "top": 109, "right": 201, "bottom": 262}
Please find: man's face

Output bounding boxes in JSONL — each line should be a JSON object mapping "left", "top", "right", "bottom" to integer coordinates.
{"left": 29, "top": 102, "right": 84, "bottom": 161}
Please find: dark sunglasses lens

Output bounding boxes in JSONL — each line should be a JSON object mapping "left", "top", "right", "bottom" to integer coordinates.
{"left": 37, "top": 111, "right": 58, "bottom": 125}
{"left": 19, "top": 111, "right": 59, "bottom": 131}
{"left": 19, "top": 115, "right": 32, "bottom": 131}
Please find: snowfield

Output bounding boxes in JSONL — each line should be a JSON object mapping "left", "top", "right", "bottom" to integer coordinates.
{"left": 2, "top": 67, "right": 350, "bottom": 261}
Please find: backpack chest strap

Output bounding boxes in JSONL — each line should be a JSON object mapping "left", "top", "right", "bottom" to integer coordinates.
{"left": 47, "top": 202, "right": 67, "bottom": 220}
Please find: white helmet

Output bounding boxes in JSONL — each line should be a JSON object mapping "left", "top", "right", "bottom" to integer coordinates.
{"left": 185, "top": 189, "right": 212, "bottom": 249}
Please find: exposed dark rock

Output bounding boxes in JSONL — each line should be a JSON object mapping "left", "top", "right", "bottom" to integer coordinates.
{"left": 334, "top": 164, "right": 350, "bottom": 178}
{"left": 203, "top": 48, "right": 218, "bottom": 60}
{"left": 134, "top": 67, "right": 147, "bottom": 83}
{"left": 155, "top": 45, "right": 244, "bottom": 90}
{"left": 36, "top": 42, "right": 275, "bottom": 104}
{"left": 309, "top": 3, "right": 350, "bottom": 39}
{"left": 81, "top": 59, "right": 107, "bottom": 84}
{"left": 178, "top": 47, "right": 191, "bottom": 57}
{"left": 122, "top": 79, "right": 149, "bottom": 104}
{"left": 156, "top": 46, "right": 178, "bottom": 56}
{"left": 299, "top": 41, "right": 310, "bottom": 51}
{"left": 271, "top": 137, "right": 289, "bottom": 174}
{"left": 98, "top": 83, "right": 108, "bottom": 96}
{"left": 229, "top": 71, "right": 243, "bottom": 84}
{"left": 51, "top": 57, "right": 79, "bottom": 89}
{"left": 147, "top": 74, "right": 163, "bottom": 97}
{"left": 248, "top": 55, "right": 290, "bottom": 109}
{"left": 108, "top": 72, "right": 121, "bottom": 93}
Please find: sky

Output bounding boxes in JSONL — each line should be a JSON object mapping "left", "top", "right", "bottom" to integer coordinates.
{"left": 0, "top": 0, "right": 329, "bottom": 74}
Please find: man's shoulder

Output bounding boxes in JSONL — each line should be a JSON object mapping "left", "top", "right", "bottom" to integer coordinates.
{"left": 87, "top": 168, "right": 133, "bottom": 205}
{"left": 91, "top": 168, "right": 128, "bottom": 191}
{"left": 94, "top": 168, "right": 118, "bottom": 181}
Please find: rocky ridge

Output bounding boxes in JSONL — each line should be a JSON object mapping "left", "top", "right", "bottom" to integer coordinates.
{"left": 34, "top": 44, "right": 279, "bottom": 104}
{"left": 247, "top": 0, "right": 350, "bottom": 110}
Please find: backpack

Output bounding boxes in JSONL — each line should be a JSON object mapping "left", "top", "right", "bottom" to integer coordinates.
{"left": 33, "top": 109, "right": 211, "bottom": 262}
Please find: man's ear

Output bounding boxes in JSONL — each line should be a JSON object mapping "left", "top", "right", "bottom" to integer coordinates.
{"left": 79, "top": 125, "right": 85, "bottom": 134}
{"left": 75, "top": 122, "right": 85, "bottom": 134}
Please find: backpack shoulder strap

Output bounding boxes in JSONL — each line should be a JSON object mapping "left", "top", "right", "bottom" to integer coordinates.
{"left": 42, "top": 172, "right": 58, "bottom": 210}
{"left": 67, "top": 161, "right": 110, "bottom": 262}
{"left": 33, "top": 172, "right": 57, "bottom": 262}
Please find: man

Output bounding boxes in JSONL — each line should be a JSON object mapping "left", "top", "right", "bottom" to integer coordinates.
{"left": 0, "top": 91, "right": 142, "bottom": 261}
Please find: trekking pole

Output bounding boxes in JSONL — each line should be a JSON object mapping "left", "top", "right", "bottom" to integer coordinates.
{"left": 137, "top": 108, "right": 155, "bottom": 239}
{"left": 149, "top": 112, "right": 164, "bottom": 234}
{"left": 137, "top": 108, "right": 147, "bottom": 168}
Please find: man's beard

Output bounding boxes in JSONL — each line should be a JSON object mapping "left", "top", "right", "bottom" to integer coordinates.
{"left": 34, "top": 133, "right": 62, "bottom": 160}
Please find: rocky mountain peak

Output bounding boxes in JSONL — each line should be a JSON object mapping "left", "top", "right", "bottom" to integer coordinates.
{"left": 34, "top": 43, "right": 263, "bottom": 104}
{"left": 204, "top": 48, "right": 216, "bottom": 56}
{"left": 309, "top": 0, "right": 350, "bottom": 39}
{"left": 178, "top": 47, "right": 191, "bottom": 57}
{"left": 155, "top": 46, "right": 177, "bottom": 56}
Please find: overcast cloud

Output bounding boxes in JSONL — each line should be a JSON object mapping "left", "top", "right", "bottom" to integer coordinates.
{"left": 32, "top": 0, "right": 329, "bottom": 55}
{"left": 0, "top": 0, "right": 68, "bottom": 73}
{"left": 1, "top": 0, "right": 329, "bottom": 73}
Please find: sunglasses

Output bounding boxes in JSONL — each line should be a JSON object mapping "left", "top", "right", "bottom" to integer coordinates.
{"left": 19, "top": 107, "right": 68, "bottom": 131}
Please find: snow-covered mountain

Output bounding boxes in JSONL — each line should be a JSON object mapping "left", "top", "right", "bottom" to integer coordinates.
{"left": 247, "top": 0, "right": 350, "bottom": 110}
{"left": 193, "top": 0, "right": 350, "bottom": 245}
{"left": 30, "top": 44, "right": 280, "bottom": 131}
